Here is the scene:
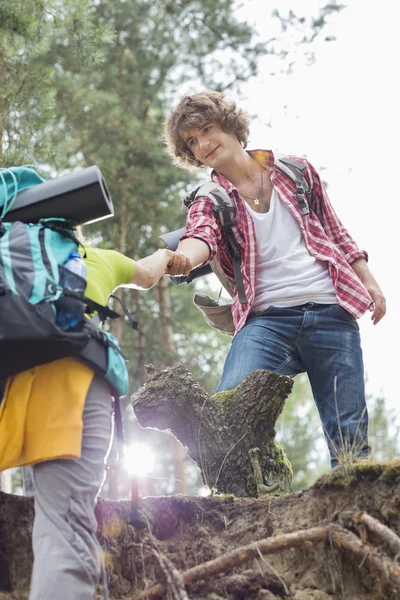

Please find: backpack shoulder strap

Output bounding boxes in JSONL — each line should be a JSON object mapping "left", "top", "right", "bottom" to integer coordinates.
{"left": 275, "top": 157, "right": 311, "bottom": 216}
{"left": 186, "top": 181, "right": 247, "bottom": 304}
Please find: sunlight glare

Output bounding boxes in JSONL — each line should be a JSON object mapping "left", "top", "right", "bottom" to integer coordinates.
{"left": 125, "top": 443, "right": 155, "bottom": 476}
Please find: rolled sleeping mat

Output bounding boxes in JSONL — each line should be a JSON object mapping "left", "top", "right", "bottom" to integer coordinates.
{"left": 5, "top": 165, "right": 114, "bottom": 225}
{"left": 159, "top": 227, "right": 212, "bottom": 285}
{"left": 159, "top": 227, "right": 186, "bottom": 251}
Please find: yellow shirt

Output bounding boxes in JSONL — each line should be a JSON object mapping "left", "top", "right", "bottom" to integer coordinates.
{"left": 82, "top": 246, "right": 135, "bottom": 306}
{"left": 0, "top": 247, "right": 135, "bottom": 470}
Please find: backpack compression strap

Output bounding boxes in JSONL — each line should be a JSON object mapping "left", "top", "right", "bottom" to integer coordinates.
{"left": 84, "top": 294, "right": 138, "bottom": 330}
{"left": 192, "top": 182, "right": 248, "bottom": 305}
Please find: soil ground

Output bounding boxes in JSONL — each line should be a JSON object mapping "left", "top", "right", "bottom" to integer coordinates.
{"left": 1, "top": 461, "right": 400, "bottom": 599}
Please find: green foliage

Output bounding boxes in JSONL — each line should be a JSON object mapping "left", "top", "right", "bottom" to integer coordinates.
{"left": 0, "top": 0, "right": 114, "bottom": 165}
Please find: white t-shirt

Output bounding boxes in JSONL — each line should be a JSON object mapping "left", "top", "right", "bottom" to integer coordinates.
{"left": 245, "top": 189, "right": 337, "bottom": 311}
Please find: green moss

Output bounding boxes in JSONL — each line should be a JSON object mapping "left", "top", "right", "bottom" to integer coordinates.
{"left": 145, "top": 380, "right": 166, "bottom": 389}
{"left": 209, "top": 493, "right": 238, "bottom": 501}
{"left": 350, "top": 460, "right": 386, "bottom": 476}
{"left": 314, "top": 469, "right": 357, "bottom": 489}
{"left": 272, "top": 440, "right": 294, "bottom": 477}
{"left": 377, "top": 460, "right": 400, "bottom": 484}
{"left": 257, "top": 392, "right": 286, "bottom": 414}
{"left": 313, "top": 460, "right": 392, "bottom": 489}
{"left": 211, "top": 388, "right": 241, "bottom": 406}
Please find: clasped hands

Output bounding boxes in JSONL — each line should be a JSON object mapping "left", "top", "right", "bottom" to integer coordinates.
{"left": 165, "top": 249, "right": 194, "bottom": 277}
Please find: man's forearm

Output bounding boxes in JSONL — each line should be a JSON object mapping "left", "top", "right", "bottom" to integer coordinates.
{"left": 165, "top": 237, "right": 210, "bottom": 276}
{"left": 351, "top": 258, "right": 377, "bottom": 286}
{"left": 351, "top": 258, "right": 386, "bottom": 325}
{"left": 177, "top": 238, "right": 210, "bottom": 268}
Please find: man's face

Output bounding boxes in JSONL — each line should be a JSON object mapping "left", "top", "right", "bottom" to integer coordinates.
{"left": 180, "top": 123, "right": 240, "bottom": 169}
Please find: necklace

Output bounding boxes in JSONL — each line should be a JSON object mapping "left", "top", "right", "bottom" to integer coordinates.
{"left": 238, "top": 166, "right": 264, "bottom": 205}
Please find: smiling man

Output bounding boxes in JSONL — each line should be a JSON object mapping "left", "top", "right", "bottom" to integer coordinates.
{"left": 163, "top": 89, "right": 386, "bottom": 468}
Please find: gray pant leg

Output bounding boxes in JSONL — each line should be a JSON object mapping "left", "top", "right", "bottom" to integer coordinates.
{"left": 29, "top": 374, "right": 113, "bottom": 600}
{"left": 22, "top": 466, "right": 35, "bottom": 496}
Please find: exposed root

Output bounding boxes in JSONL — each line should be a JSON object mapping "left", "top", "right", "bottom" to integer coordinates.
{"left": 152, "top": 550, "right": 190, "bottom": 600}
{"left": 352, "top": 512, "right": 400, "bottom": 557}
{"left": 330, "top": 525, "right": 400, "bottom": 583}
{"left": 130, "top": 518, "right": 400, "bottom": 600}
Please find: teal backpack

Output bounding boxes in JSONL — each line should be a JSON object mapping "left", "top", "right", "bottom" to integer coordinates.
{"left": 0, "top": 166, "right": 131, "bottom": 398}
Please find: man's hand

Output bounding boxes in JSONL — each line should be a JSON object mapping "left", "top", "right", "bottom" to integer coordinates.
{"left": 133, "top": 249, "right": 176, "bottom": 289}
{"left": 165, "top": 250, "right": 194, "bottom": 277}
{"left": 350, "top": 258, "right": 386, "bottom": 325}
{"left": 366, "top": 284, "right": 386, "bottom": 325}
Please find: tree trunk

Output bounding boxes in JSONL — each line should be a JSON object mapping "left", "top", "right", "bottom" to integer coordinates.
{"left": 132, "top": 290, "right": 147, "bottom": 387}
{"left": 156, "top": 281, "right": 187, "bottom": 494}
{"left": 110, "top": 192, "right": 128, "bottom": 342}
{"left": 132, "top": 365, "right": 294, "bottom": 497}
{"left": 156, "top": 277, "right": 176, "bottom": 365}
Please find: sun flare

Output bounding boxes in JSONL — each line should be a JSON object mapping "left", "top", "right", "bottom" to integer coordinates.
{"left": 124, "top": 443, "right": 155, "bottom": 476}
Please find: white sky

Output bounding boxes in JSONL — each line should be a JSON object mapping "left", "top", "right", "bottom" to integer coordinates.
{"left": 234, "top": 0, "right": 399, "bottom": 412}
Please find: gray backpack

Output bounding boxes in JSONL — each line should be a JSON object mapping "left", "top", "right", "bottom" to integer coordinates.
{"left": 160, "top": 157, "right": 312, "bottom": 335}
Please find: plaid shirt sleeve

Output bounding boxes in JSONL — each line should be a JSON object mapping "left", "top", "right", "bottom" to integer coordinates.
{"left": 305, "top": 161, "right": 368, "bottom": 264}
{"left": 180, "top": 196, "right": 222, "bottom": 263}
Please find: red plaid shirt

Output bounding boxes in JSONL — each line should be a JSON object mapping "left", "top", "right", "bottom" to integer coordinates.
{"left": 182, "top": 149, "right": 373, "bottom": 335}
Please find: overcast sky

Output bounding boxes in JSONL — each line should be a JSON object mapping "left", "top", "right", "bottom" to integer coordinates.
{"left": 233, "top": 0, "right": 399, "bottom": 413}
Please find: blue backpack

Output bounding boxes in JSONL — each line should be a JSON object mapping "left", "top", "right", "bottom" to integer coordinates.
{"left": 0, "top": 166, "right": 130, "bottom": 397}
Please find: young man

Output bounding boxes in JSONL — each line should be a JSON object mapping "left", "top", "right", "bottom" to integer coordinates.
{"left": 163, "top": 90, "right": 386, "bottom": 467}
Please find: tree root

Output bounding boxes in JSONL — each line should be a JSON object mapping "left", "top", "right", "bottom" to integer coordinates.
{"left": 329, "top": 526, "right": 400, "bottom": 584}
{"left": 130, "top": 516, "right": 400, "bottom": 600}
{"left": 352, "top": 512, "right": 400, "bottom": 557}
{"left": 152, "top": 550, "right": 189, "bottom": 600}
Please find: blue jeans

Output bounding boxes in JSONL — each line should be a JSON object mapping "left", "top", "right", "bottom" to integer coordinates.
{"left": 217, "top": 303, "right": 370, "bottom": 467}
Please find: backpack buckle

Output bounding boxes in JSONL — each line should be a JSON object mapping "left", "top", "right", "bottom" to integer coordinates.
{"left": 214, "top": 205, "right": 235, "bottom": 228}
{"left": 295, "top": 183, "right": 310, "bottom": 216}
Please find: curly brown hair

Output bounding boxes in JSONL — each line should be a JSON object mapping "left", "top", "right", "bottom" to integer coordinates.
{"left": 163, "top": 90, "right": 250, "bottom": 170}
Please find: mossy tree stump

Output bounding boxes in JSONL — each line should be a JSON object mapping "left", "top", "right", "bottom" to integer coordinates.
{"left": 132, "top": 365, "right": 294, "bottom": 497}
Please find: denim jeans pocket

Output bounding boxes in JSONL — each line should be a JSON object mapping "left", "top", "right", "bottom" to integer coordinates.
{"left": 336, "top": 304, "right": 359, "bottom": 328}
{"left": 249, "top": 305, "right": 276, "bottom": 319}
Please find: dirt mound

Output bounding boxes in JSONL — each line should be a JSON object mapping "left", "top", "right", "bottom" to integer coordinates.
{"left": 1, "top": 461, "right": 400, "bottom": 599}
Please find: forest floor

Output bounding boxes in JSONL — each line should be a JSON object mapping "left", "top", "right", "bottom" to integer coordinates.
{"left": 1, "top": 460, "right": 400, "bottom": 600}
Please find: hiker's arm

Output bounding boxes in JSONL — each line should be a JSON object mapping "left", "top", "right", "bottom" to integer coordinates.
{"left": 165, "top": 238, "right": 210, "bottom": 276}
{"left": 165, "top": 196, "right": 219, "bottom": 277}
{"left": 305, "top": 161, "right": 367, "bottom": 265}
{"left": 132, "top": 249, "right": 182, "bottom": 289}
{"left": 351, "top": 258, "right": 386, "bottom": 325}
